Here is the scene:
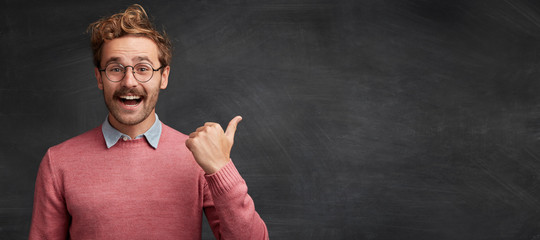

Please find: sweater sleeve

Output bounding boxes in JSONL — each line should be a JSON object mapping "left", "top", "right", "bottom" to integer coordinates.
{"left": 29, "top": 149, "right": 70, "bottom": 240}
{"left": 203, "top": 160, "right": 269, "bottom": 240}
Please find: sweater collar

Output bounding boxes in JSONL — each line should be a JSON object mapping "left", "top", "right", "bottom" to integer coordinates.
{"left": 101, "top": 113, "right": 162, "bottom": 149}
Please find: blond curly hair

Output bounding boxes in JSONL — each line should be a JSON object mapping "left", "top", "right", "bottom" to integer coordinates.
{"left": 87, "top": 4, "right": 172, "bottom": 68}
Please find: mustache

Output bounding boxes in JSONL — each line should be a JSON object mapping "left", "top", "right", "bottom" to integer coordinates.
{"left": 113, "top": 88, "right": 147, "bottom": 98}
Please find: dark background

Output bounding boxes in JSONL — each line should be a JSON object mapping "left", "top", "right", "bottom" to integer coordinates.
{"left": 2, "top": 0, "right": 540, "bottom": 239}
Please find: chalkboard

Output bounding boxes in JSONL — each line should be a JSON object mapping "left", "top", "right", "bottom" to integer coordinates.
{"left": 2, "top": 0, "right": 540, "bottom": 239}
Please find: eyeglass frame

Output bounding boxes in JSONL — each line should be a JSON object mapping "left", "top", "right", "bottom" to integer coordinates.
{"left": 98, "top": 62, "right": 165, "bottom": 83}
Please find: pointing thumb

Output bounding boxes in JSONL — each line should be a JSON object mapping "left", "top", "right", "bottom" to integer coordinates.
{"left": 225, "top": 116, "right": 242, "bottom": 142}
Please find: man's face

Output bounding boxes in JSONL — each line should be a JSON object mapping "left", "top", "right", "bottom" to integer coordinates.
{"left": 95, "top": 35, "right": 169, "bottom": 127}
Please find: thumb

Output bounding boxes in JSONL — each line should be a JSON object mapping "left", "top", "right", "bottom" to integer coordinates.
{"left": 225, "top": 116, "right": 243, "bottom": 142}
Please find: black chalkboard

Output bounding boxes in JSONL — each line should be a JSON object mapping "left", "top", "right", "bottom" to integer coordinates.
{"left": 3, "top": 0, "right": 540, "bottom": 239}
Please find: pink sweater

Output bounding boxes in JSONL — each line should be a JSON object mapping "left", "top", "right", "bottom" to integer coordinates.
{"left": 29, "top": 124, "right": 268, "bottom": 239}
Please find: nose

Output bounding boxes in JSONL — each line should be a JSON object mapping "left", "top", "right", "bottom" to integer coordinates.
{"left": 121, "top": 66, "right": 138, "bottom": 88}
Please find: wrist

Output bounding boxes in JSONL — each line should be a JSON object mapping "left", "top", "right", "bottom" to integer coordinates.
{"left": 202, "top": 158, "right": 230, "bottom": 174}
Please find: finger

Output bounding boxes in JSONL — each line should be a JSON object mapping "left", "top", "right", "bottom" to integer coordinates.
{"left": 203, "top": 122, "right": 222, "bottom": 133}
{"left": 185, "top": 138, "right": 193, "bottom": 150}
{"left": 225, "top": 116, "right": 242, "bottom": 142}
{"left": 204, "top": 122, "right": 217, "bottom": 127}
{"left": 195, "top": 126, "right": 205, "bottom": 133}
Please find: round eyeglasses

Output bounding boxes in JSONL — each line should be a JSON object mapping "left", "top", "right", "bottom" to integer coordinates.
{"left": 99, "top": 63, "right": 164, "bottom": 83}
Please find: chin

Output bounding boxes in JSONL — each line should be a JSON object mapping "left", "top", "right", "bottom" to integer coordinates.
{"left": 109, "top": 110, "right": 149, "bottom": 126}
{"left": 118, "top": 116, "right": 146, "bottom": 126}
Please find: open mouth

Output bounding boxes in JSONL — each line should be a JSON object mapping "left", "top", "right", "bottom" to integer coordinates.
{"left": 118, "top": 95, "right": 143, "bottom": 107}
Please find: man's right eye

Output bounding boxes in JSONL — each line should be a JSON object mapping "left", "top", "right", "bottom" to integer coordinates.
{"left": 109, "top": 67, "right": 123, "bottom": 73}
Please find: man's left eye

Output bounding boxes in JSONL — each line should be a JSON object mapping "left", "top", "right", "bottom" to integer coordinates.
{"left": 136, "top": 65, "right": 150, "bottom": 72}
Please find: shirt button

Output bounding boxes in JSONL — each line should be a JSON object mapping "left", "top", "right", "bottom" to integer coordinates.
{"left": 122, "top": 136, "right": 128, "bottom": 141}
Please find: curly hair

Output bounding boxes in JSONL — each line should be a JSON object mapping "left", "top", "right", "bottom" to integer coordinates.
{"left": 87, "top": 4, "right": 172, "bottom": 68}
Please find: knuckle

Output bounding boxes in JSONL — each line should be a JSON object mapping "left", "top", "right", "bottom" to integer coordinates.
{"left": 211, "top": 124, "right": 223, "bottom": 131}
{"left": 189, "top": 138, "right": 199, "bottom": 146}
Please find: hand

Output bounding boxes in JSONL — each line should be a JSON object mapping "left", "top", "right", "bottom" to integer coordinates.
{"left": 185, "top": 116, "right": 243, "bottom": 174}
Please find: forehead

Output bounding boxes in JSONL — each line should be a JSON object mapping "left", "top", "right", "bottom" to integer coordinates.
{"left": 101, "top": 36, "right": 159, "bottom": 65}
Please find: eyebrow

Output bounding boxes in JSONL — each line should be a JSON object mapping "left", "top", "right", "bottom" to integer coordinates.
{"left": 134, "top": 56, "right": 154, "bottom": 65}
{"left": 103, "top": 56, "right": 155, "bottom": 66}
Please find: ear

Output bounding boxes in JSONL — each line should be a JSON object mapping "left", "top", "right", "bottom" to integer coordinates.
{"left": 159, "top": 65, "right": 170, "bottom": 89}
{"left": 95, "top": 67, "right": 104, "bottom": 90}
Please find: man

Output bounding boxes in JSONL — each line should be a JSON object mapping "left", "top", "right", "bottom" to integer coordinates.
{"left": 29, "top": 4, "right": 268, "bottom": 239}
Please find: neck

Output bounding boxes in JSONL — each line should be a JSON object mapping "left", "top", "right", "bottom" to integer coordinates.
{"left": 108, "top": 111, "right": 156, "bottom": 139}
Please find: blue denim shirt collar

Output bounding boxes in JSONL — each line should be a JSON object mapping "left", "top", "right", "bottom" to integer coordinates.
{"left": 101, "top": 113, "right": 162, "bottom": 149}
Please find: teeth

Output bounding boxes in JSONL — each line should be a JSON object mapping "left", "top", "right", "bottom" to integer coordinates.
{"left": 120, "top": 96, "right": 141, "bottom": 100}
